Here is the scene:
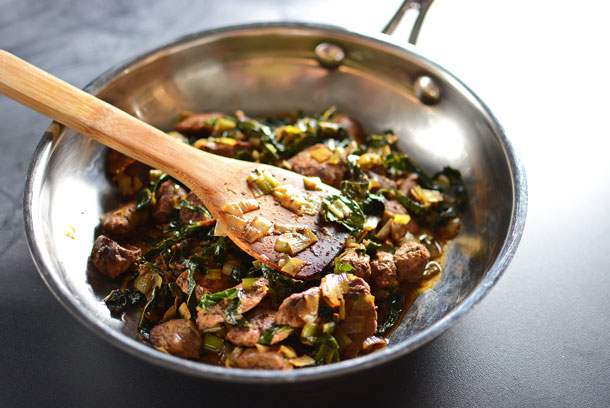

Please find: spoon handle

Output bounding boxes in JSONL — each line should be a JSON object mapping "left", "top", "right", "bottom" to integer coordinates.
{"left": 0, "top": 50, "right": 232, "bottom": 197}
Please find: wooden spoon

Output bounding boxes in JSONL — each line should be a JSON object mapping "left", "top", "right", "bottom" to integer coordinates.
{"left": 0, "top": 50, "right": 349, "bottom": 278}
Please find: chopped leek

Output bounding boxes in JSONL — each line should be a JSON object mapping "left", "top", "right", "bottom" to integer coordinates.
{"left": 301, "top": 322, "right": 321, "bottom": 345}
{"left": 247, "top": 168, "right": 280, "bottom": 197}
{"left": 242, "top": 215, "right": 274, "bottom": 243}
{"left": 203, "top": 333, "right": 224, "bottom": 352}
{"left": 241, "top": 277, "right": 260, "bottom": 291}
{"left": 280, "top": 257, "right": 308, "bottom": 276}
{"left": 303, "top": 176, "right": 323, "bottom": 191}
{"left": 309, "top": 145, "right": 332, "bottom": 162}
{"left": 199, "top": 287, "right": 239, "bottom": 311}
{"left": 274, "top": 229, "right": 318, "bottom": 255}
{"left": 221, "top": 199, "right": 259, "bottom": 216}
{"left": 289, "top": 355, "right": 317, "bottom": 367}
{"left": 411, "top": 185, "right": 444, "bottom": 207}
{"left": 271, "top": 185, "right": 320, "bottom": 216}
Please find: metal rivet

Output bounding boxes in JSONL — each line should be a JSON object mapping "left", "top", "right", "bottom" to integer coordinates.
{"left": 315, "top": 42, "right": 345, "bottom": 69}
{"left": 414, "top": 76, "right": 441, "bottom": 105}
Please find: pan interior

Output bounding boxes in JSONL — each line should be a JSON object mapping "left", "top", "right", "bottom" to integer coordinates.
{"left": 28, "top": 25, "right": 518, "bottom": 381}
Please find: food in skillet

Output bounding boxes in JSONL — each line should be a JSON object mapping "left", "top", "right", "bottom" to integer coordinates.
{"left": 91, "top": 107, "right": 467, "bottom": 369}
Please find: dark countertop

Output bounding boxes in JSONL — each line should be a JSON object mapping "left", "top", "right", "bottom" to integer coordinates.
{"left": 1, "top": 1, "right": 609, "bottom": 406}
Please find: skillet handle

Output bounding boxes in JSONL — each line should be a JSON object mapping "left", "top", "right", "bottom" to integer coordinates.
{"left": 382, "top": 0, "right": 434, "bottom": 45}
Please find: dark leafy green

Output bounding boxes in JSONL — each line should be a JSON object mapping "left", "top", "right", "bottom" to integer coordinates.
{"left": 144, "top": 222, "right": 211, "bottom": 260}
{"left": 180, "top": 199, "right": 212, "bottom": 219}
{"left": 199, "top": 287, "right": 239, "bottom": 311}
{"left": 103, "top": 288, "right": 145, "bottom": 317}
{"left": 314, "top": 333, "right": 341, "bottom": 365}
{"left": 183, "top": 255, "right": 207, "bottom": 314}
{"left": 258, "top": 324, "right": 293, "bottom": 346}
{"left": 136, "top": 283, "right": 177, "bottom": 339}
{"left": 260, "top": 264, "right": 305, "bottom": 302}
{"left": 136, "top": 173, "right": 170, "bottom": 211}
{"left": 224, "top": 298, "right": 247, "bottom": 326}
{"left": 383, "top": 153, "right": 435, "bottom": 188}
{"left": 321, "top": 194, "right": 365, "bottom": 235}
{"left": 375, "top": 288, "right": 405, "bottom": 336}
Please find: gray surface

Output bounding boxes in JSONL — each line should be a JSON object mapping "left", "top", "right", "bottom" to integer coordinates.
{"left": 1, "top": 0, "right": 608, "bottom": 406}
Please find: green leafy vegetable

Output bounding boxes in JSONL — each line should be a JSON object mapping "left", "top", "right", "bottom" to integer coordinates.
{"left": 203, "top": 236, "right": 229, "bottom": 266}
{"left": 314, "top": 333, "right": 341, "bottom": 365}
{"left": 260, "top": 264, "right": 305, "bottom": 302}
{"left": 321, "top": 194, "right": 365, "bottom": 235}
{"left": 375, "top": 288, "right": 404, "bottom": 336}
{"left": 135, "top": 173, "right": 170, "bottom": 211}
{"left": 180, "top": 199, "right": 212, "bottom": 219}
{"left": 103, "top": 288, "right": 145, "bottom": 317}
{"left": 334, "top": 258, "right": 355, "bottom": 274}
{"left": 383, "top": 153, "right": 435, "bottom": 188}
{"left": 145, "top": 222, "right": 211, "bottom": 260}
{"left": 183, "top": 255, "right": 207, "bottom": 314}
{"left": 199, "top": 287, "right": 239, "bottom": 311}
{"left": 224, "top": 298, "right": 246, "bottom": 326}
{"left": 258, "top": 324, "right": 293, "bottom": 346}
{"left": 362, "top": 193, "right": 385, "bottom": 215}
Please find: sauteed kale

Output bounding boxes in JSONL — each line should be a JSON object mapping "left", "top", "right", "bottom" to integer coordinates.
{"left": 91, "top": 107, "right": 466, "bottom": 370}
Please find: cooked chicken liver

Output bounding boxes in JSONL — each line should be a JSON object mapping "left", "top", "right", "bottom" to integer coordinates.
{"left": 371, "top": 251, "right": 398, "bottom": 289}
{"left": 150, "top": 319, "right": 201, "bottom": 359}
{"left": 152, "top": 181, "right": 185, "bottom": 224}
{"left": 340, "top": 249, "right": 371, "bottom": 281}
{"left": 90, "top": 235, "right": 141, "bottom": 278}
{"left": 234, "top": 349, "right": 292, "bottom": 370}
{"left": 287, "top": 144, "right": 346, "bottom": 188}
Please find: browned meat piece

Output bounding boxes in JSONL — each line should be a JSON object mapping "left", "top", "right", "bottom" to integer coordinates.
{"left": 196, "top": 302, "right": 227, "bottom": 330}
{"left": 394, "top": 241, "right": 431, "bottom": 282}
{"left": 152, "top": 181, "right": 186, "bottom": 224}
{"left": 179, "top": 191, "right": 214, "bottom": 225}
{"left": 149, "top": 319, "right": 201, "bottom": 359}
{"left": 175, "top": 270, "right": 227, "bottom": 301}
{"left": 287, "top": 144, "right": 346, "bottom": 188}
{"left": 193, "top": 138, "right": 251, "bottom": 158}
{"left": 174, "top": 112, "right": 224, "bottom": 134}
{"left": 339, "top": 276, "right": 377, "bottom": 358}
{"left": 234, "top": 349, "right": 293, "bottom": 370}
{"left": 226, "top": 308, "right": 290, "bottom": 347}
{"left": 100, "top": 201, "right": 147, "bottom": 234}
{"left": 383, "top": 200, "right": 407, "bottom": 218}
{"left": 399, "top": 173, "right": 419, "bottom": 196}
{"left": 105, "top": 149, "right": 132, "bottom": 176}
{"left": 274, "top": 287, "right": 321, "bottom": 328}
{"left": 367, "top": 171, "right": 398, "bottom": 190}
{"left": 237, "top": 278, "right": 270, "bottom": 313}
{"left": 340, "top": 249, "right": 371, "bottom": 281}
{"left": 330, "top": 113, "right": 366, "bottom": 143}
{"left": 382, "top": 200, "right": 420, "bottom": 235}
{"left": 370, "top": 251, "right": 398, "bottom": 289}
{"left": 196, "top": 278, "right": 269, "bottom": 330}
{"left": 90, "top": 235, "right": 141, "bottom": 278}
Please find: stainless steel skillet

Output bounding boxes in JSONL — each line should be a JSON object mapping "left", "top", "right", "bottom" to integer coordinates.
{"left": 23, "top": 0, "right": 527, "bottom": 383}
